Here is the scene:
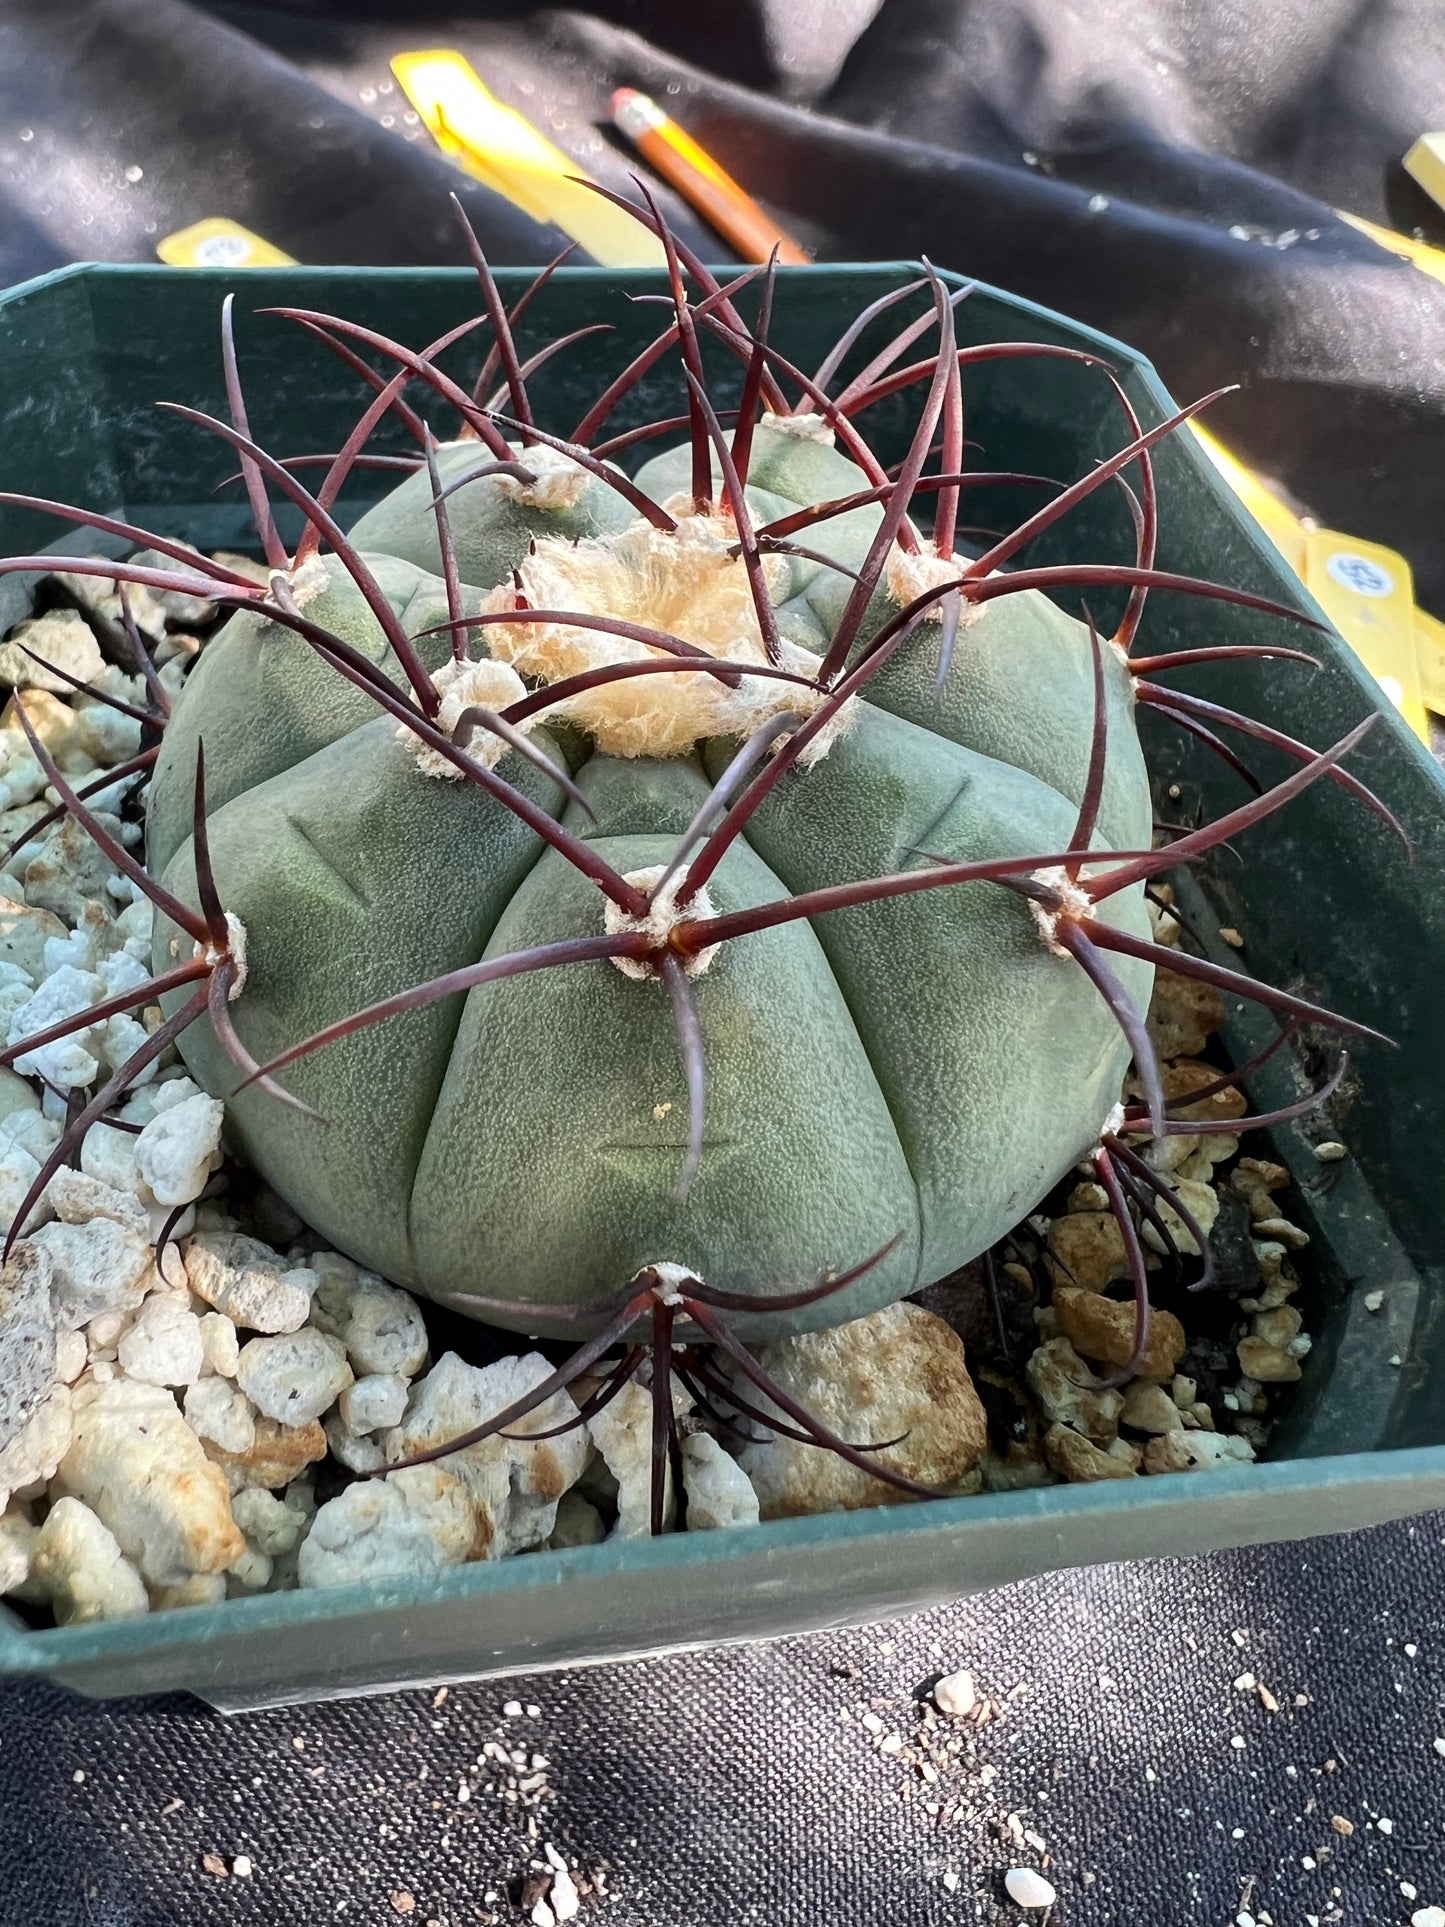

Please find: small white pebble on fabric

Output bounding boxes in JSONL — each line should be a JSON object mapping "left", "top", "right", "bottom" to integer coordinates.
{"left": 1003, "top": 1868, "right": 1056, "bottom": 1909}
{"left": 933, "top": 1669, "right": 977, "bottom": 1719}
{"left": 1313, "top": 1140, "right": 1347, "bottom": 1162}
{"left": 1411, "top": 1908, "right": 1445, "bottom": 1927}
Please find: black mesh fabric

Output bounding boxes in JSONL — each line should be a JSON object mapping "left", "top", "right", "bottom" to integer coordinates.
{"left": 4, "top": 1517, "right": 1445, "bottom": 1924}
{"left": 2, "top": 3, "right": 1444, "bottom": 1919}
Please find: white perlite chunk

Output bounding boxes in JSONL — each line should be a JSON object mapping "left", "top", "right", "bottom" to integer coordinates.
{"left": 46, "top": 1167, "right": 152, "bottom": 1238}
{"left": 80, "top": 1120, "right": 145, "bottom": 1197}
{"left": 0, "top": 611, "right": 105, "bottom": 692}
{"left": 230, "top": 1485, "right": 310, "bottom": 1559}
{"left": 8, "top": 964, "right": 104, "bottom": 1089}
{"left": 29, "top": 1217, "right": 152, "bottom": 1331}
{"left": 198, "top": 1311, "right": 239, "bottom": 1378}
{"left": 0, "top": 1243, "right": 56, "bottom": 1449}
{"left": 55, "top": 1376, "right": 245, "bottom": 1585}
{"left": 236, "top": 1330, "right": 353, "bottom": 1426}
{"left": 31, "top": 1497, "right": 149, "bottom": 1625}
{"left": 297, "top": 1466, "right": 476, "bottom": 1589}
{"left": 0, "top": 893, "right": 66, "bottom": 977}
{"left": 339, "top": 1373, "right": 409, "bottom": 1438}
{"left": 134, "top": 1094, "right": 224, "bottom": 1206}
{"left": 0, "top": 1383, "right": 72, "bottom": 1510}
{"left": 0, "top": 1137, "right": 52, "bottom": 1238}
{"left": 386, "top": 1352, "right": 589, "bottom": 1559}
{"left": 116, "top": 1296, "right": 205, "bottom": 1386}
{"left": 1004, "top": 1868, "right": 1057, "bottom": 1910}
{"left": 54, "top": 1327, "right": 87, "bottom": 1384}
{"left": 585, "top": 1377, "right": 693, "bottom": 1537}
{"left": 182, "top": 1378, "right": 258, "bottom": 1456}
{"left": 308, "top": 1264, "right": 428, "bottom": 1376}
{"left": 0, "top": 1508, "right": 39, "bottom": 1595}
{"left": 680, "top": 1432, "right": 759, "bottom": 1531}
{"left": 185, "top": 1232, "right": 318, "bottom": 1334}
{"left": 323, "top": 1412, "right": 387, "bottom": 1474}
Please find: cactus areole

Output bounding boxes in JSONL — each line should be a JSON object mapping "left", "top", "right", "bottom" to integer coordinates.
{"left": 113, "top": 210, "right": 1389, "bottom": 1364}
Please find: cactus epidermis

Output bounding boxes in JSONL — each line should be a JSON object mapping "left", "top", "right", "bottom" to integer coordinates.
{"left": 149, "top": 412, "right": 1154, "bottom": 1340}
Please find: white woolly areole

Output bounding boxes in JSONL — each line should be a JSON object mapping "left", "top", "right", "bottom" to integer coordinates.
{"left": 761, "top": 409, "right": 836, "bottom": 444}
{"left": 492, "top": 441, "right": 595, "bottom": 511}
{"left": 1028, "top": 865, "right": 1096, "bottom": 959}
{"left": 274, "top": 553, "right": 330, "bottom": 609}
{"left": 642, "top": 1260, "right": 698, "bottom": 1306}
{"left": 883, "top": 539, "right": 973, "bottom": 611}
{"left": 480, "top": 506, "right": 835, "bottom": 760}
{"left": 401, "top": 656, "right": 530, "bottom": 779}
{"left": 604, "top": 865, "right": 719, "bottom": 981}
{"left": 1101, "top": 1101, "right": 1127, "bottom": 1138}
{"left": 197, "top": 912, "right": 248, "bottom": 1000}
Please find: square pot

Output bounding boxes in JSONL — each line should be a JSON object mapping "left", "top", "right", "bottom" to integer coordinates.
{"left": 1, "top": 261, "right": 1442, "bottom": 1711}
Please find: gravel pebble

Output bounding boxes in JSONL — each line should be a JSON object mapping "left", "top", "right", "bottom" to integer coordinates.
{"left": 1003, "top": 1867, "right": 1057, "bottom": 1909}
{"left": 933, "top": 1668, "right": 976, "bottom": 1718}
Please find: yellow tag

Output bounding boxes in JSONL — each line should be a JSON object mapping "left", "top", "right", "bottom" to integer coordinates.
{"left": 1404, "top": 133, "right": 1445, "bottom": 215}
{"left": 156, "top": 219, "right": 297, "bottom": 268}
{"left": 1337, "top": 209, "right": 1445, "bottom": 288}
{"left": 390, "top": 50, "right": 666, "bottom": 270}
{"left": 1302, "top": 529, "right": 1431, "bottom": 742}
{"left": 1413, "top": 604, "right": 1445, "bottom": 719}
{"left": 1189, "top": 424, "right": 1306, "bottom": 573}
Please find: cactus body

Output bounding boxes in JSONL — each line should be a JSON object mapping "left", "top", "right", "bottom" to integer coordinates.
{"left": 150, "top": 417, "right": 1153, "bottom": 1338}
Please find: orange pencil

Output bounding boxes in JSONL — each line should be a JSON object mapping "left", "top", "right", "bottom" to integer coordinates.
{"left": 611, "top": 88, "right": 812, "bottom": 266}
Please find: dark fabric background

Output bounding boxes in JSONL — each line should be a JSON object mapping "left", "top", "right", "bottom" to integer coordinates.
{"left": 2, "top": 3, "right": 1444, "bottom": 1921}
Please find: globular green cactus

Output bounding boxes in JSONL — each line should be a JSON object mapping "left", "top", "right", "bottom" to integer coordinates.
{"left": 0, "top": 194, "right": 1394, "bottom": 1523}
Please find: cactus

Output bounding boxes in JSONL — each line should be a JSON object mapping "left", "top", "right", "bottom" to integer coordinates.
{"left": 0, "top": 193, "right": 1400, "bottom": 1529}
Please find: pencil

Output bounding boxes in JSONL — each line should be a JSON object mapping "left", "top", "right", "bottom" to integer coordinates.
{"left": 611, "top": 88, "right": 812, "bottom": 266}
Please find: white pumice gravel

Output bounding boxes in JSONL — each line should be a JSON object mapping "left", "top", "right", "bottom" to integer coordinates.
{"left": 185, "top": 1233, "right": 318, "bottom": 1335}
{"left": 30, "top": 1495, "right": 149, "bottom": 1624}
{"left": 0, "top": 1242, "right": 56, "bottom": 1448}
{"left": 297, "top": 1466, "right": 476, "bottom": 1588}
{"left": 133, "top": 1094, "right": 224, "bottom": 1206}
{"left": 116, "top": 1295, "right": 205, "bottom": 1387}
{"left": 235, "top": 1329, "right": 353, "bottom": 1427}
{"left": 679, "top": 1432, "right": 759, "bottom": 1530}
{"left": 182, "top": 1378, "right": 258, "bottom": 1456}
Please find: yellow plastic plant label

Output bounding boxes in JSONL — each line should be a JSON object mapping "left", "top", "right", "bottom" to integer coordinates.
{"left": 1413, "top": 604, "right": 1445, "bottom": 718}
{"left": 1404, "top": 133, "right": 1445, "bottom": 214}
{"left": 156, "top": 219, "right": 297, "bottom": 268}
{"left": 1338, "top": 209, "right": 1445, "bottom": 288}
{"left": 1189, "top": 424, "right": 1307, "bottom": 573}
{"left": 390, "top": 50, "right": 666, "bottom": 269}
{"left": 1302, "top": 529, "right": 1430, "bottom": 742}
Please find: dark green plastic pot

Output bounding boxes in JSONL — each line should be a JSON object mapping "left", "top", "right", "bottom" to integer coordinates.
{"left": 0, "top": 261, "right": 1442, "bottom": 1711}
